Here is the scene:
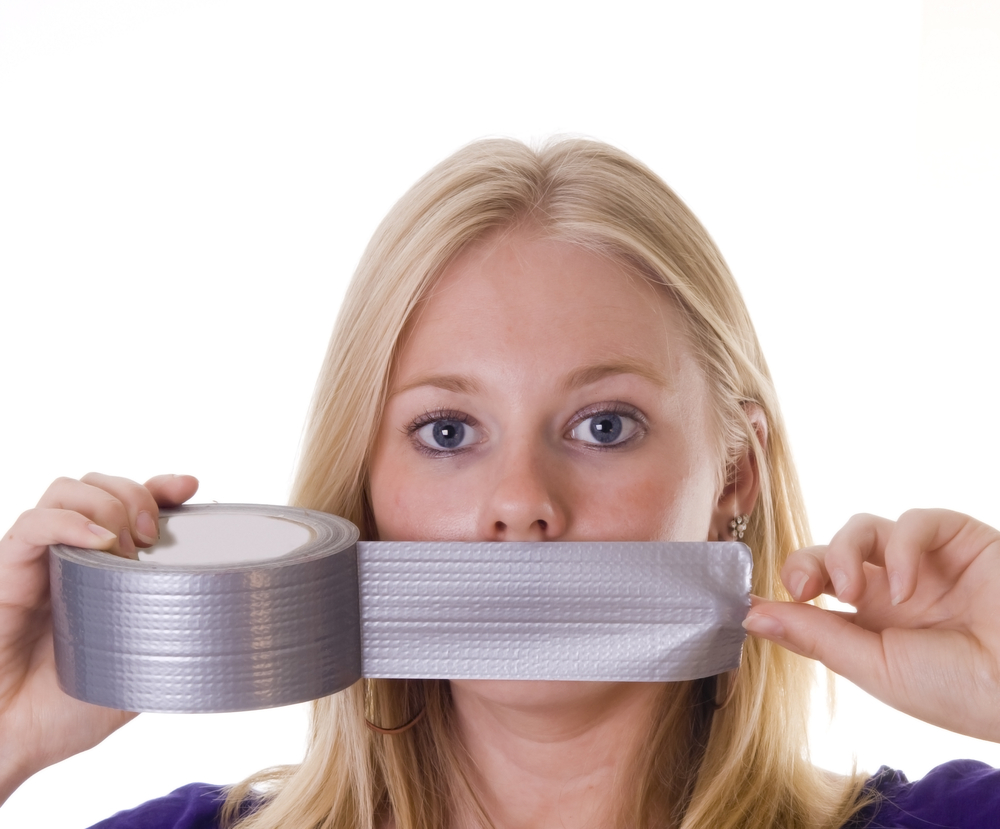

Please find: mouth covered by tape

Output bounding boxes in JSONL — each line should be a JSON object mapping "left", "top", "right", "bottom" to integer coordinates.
{"left": 49, "top": 504, "right": 752, "bottom": 713}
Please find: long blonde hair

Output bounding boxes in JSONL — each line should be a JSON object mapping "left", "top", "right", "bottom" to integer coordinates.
{"left": 225, "top": 138, "right": 869, "bottom": 828}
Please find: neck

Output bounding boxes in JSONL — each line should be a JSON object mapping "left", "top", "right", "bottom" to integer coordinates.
{"left": 448, "top": 680, "right": 669, "bottom": 829}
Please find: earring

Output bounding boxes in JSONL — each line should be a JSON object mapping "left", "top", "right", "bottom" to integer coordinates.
{"left": 364, "top": 678, "right": 427, "bottom": 735}
{"left": 729, "top": 513, "right": 750, "bottom": 540}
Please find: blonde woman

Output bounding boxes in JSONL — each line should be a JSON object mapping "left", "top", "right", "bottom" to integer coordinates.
{"left": 2, "top": 139, "right": 999, "bottom": 829}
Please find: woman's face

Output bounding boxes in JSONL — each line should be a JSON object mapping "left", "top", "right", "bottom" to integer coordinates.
{"left": 370, "top": 229, "right": 730, "bottom": 546}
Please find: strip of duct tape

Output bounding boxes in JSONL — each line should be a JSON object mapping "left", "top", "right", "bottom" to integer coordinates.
{"left": 50, "top": 504, "right": 752, "bottom": 713}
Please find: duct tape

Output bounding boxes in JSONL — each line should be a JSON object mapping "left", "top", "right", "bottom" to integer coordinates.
{"left": 50, "top": 504, "right": 752, "bottom": 713}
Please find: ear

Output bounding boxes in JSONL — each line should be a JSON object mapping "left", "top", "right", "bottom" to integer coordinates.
{"left": 711, "top": 402, "right": 768, "bottom": 541}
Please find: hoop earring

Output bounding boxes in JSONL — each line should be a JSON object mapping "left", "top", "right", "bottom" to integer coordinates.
{"left": 364, "top": 678, "right": 427, "bottom": 735}
{"left": 712, "top": 668, "right": 739, "bottom": 711}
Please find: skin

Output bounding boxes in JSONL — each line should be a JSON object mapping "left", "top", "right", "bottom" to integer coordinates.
{"left": 0, "top": 472, "right": 199, "bottom": 806}
{"left": 368, "top": 230, "right": 760, "bottom": 827}
{"left": 751, "top": 511, "right": 1000, "bottom": 741}
{"left": 1, "top": 231, "right": 999, "bottom": 822}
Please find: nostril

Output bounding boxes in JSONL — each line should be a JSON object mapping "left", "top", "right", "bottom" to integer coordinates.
{"left": 494, "top": 521, "right": 507, "bottom": 533}
{"left": 537, "top": 519, "right": 547, "bottom": 531}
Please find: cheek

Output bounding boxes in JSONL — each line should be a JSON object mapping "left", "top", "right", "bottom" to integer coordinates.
{"left": 646, "top": 470, "right": 718, "bottom": 540}
{"left": 369, "top": 448, "right": 479, "bottom": 541}
{"left": 569, "top": 434, "right": 719, "bottom": 542}
{"left": 368, "top": 427, "right": 408, "bottom": 540}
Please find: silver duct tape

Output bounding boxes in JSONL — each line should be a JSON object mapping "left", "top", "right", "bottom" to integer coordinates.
{"left": 50, "top": 505, "right": 362, "bottom": 713}
{"left": 359, "top": 541, "right": 750, "bottom": 683}
{"left": 50, "top": 505, "right": 752, "bottom": 713}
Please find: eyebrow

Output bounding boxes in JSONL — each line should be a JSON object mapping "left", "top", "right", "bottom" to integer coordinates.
{"left": 563, "top": 360, "right": 670, "bottom": 391}
{"left": 392, "top": 373, "right": 485, "bottom": 397}
{"left": 392, "top": 360, "right": 669, "bottom": 398}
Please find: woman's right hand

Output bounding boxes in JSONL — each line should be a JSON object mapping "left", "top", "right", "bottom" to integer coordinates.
{"left": 0, "top": 472, "right": 199, "bottom": 804}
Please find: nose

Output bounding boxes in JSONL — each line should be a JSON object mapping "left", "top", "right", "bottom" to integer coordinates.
{"left": 477, "top": 441, "right": 568, "bottom": 541}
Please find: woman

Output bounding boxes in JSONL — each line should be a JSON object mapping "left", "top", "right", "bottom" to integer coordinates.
{"left": 2, "top": 138, "right": 998, "bottom": 828}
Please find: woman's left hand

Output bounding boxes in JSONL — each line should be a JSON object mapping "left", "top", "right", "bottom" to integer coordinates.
{"left": 744, "top": 509, "right": 1000, "bottom": 742}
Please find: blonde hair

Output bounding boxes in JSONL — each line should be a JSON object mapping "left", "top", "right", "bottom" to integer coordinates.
{"left": 224, "top": 138, "right": 870, "bottom": 829}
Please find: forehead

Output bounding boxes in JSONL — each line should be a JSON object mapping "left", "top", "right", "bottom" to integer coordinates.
{"left": 393, "top": 231, "right": 703, "bottom": 391}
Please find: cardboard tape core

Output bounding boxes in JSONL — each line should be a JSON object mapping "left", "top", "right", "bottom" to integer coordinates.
{"left": 50, "top": 504, "right": 752, "bottom": 713}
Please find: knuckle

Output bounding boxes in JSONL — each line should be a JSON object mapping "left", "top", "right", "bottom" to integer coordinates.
{"left": 11, "top": 508, "right": 36, "bottom": 536}
{"left": 845, "top": 512, "right": 877, "bottom": 530}
{"left": 92, "top": 494, "right": 129, "bottom": 530}
{"left": 130, "top": 478, "right": 156, "bottom": 502}
{"left": 41, "top": 476, "right": 75, "bottom": 500}
{"left": 122, "top": 481, "right": 158, "bottom": 518}
{"left": 787, "top": 548, "right": 823, "bottom": 575}
{"left": 7, "top": 508, "right": 70, "bottom": 547}
{"left": 86, "top": 473, "right": 154, "bottom": 515}
{"left": 895, "top": 507, "right": 928, "bottom": 527}
{"left": 822, "top": 540, "right": 852, "bottom": 565}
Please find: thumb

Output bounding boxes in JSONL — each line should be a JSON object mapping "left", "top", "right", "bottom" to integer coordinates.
{"left": 143, "top": 474, "right": 199, "bottom": 507}
{"left": 743, "top": 600, "right": 891, "bottom": 691}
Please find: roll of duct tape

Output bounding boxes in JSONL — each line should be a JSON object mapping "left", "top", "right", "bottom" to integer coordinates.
{"left": 50, "top": 504, "right": 752, "bottom": 713}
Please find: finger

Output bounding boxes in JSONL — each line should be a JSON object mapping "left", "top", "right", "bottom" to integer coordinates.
{"left": 819, "top": 513, "right": 897, "bottom": 604}
{"left": 780, "top": 548, "right": 830, "bottom": 601}
{"left": 742, "top": 600, "right": 891, "bottom": 691}
{"left": 750, "top": 594, "right": 858, "bottom": 621}
{"left": 883, "top": 509, "right": 975, "bottom": 606}
{"left": 3, "top": 507, "right": 119, "bottom": 563}
{"left": 0, "top": 509, "right": 119, "bottom": 608}
{"left": 143, "top": 474, "right": 199, "bottom": 508}
{"left": 780, "top": 540, "right": 881, "bottom": 604}
{"left": 79, "top": 472, "right": 165, "bottom": 551}
{"left": 36, "top": 478, "right": 140, "bottom": 559}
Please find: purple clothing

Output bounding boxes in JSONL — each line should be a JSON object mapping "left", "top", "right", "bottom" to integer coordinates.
{"left": 87, "top": 760, "right": 1000, "bottom": 828}
{"left": 86, "top": 784, "right": 233, "bottom": 829}
{"left": 847, "top": 760, "right": 1000, "bottom": 828}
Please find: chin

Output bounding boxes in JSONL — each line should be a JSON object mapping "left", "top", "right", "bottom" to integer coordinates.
{"left": 450, "top": 678, "right": 634, "bottom": 711}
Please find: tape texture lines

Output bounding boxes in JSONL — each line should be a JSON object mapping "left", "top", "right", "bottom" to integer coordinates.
{"left": 360, "top": 541, "right": 749, "bottom": 683}
{"left": 50, "top": 505, "right": 752, "bottom": 713}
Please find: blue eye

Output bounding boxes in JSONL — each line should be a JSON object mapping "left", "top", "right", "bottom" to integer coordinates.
{"left": 415, "top": 418, "right": 478, "bottom": 451}
{"left": 589, "top": 414, "right": 622, "bottom": 443}
{"left": 569, "top": 411, "right": 641, "bottom": 446}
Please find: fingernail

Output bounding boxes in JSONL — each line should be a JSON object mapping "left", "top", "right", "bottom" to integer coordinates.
{"left": 889, "top": 572, "right": 904, "bottom": 606}
{"left": 743, "top": 612, "right": 785, "bottom": 639}
{"left": 830, "top": 568, "right": 849, "bottom": 599}
{"left": 135, "top": 510, "right": 158, "bottom": 544}
{"left": 87, "top": 523, "right": 118, "bottom": 543}
{"left": 790, "top": 571, "right": 809, "bottom": 601}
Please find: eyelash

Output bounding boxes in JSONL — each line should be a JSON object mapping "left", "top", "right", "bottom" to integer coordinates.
{"left": 406, "top": 409, "right": 480, "bottom": 457}
{"left": 405, "top": 402, "right": 647, "bottom": 457}
{"left": 567, "top": 401, "right": 647, "bottom": 451}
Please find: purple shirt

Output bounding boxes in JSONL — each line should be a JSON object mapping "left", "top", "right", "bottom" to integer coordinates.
{"left": 847, "top": 760, "right": 1000, "bottom": 828}
{"left": 87, "top": 760, "right": 1000, "bottom": 828}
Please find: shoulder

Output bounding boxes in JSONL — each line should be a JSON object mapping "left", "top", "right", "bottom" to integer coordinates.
{"left": 85, "top": 783, "right": 232, "bottom": 829}
{"left": 849, "top": 760, "right": 1000, "bottom": 828}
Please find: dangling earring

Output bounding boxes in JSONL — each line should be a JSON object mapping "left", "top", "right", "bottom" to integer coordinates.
{"left": 364, "top": 678, "right": 427, "bottom": 735}
{"left": 729, "top": 513, "right": 750, "bottom": 540}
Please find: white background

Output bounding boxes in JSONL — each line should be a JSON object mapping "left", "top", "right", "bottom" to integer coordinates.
{"left": 2, "top": 1, "right": 999, "bottom": 826}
